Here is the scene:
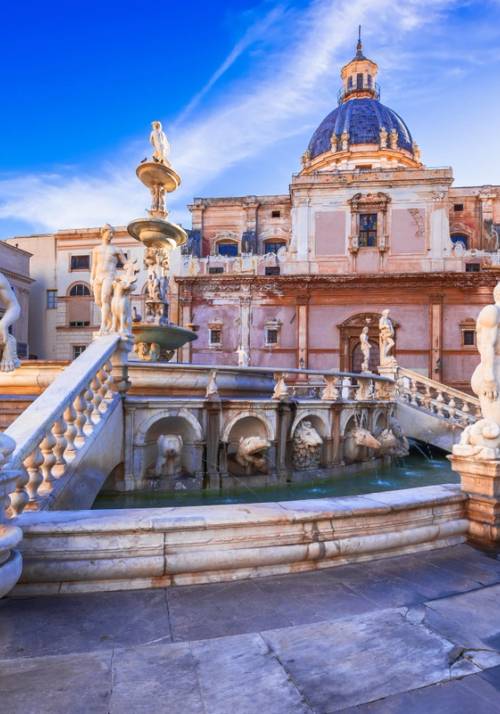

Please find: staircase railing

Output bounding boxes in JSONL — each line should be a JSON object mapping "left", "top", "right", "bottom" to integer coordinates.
{"left": 2, "top": 334, "right": 131, "bottom": 517}
{"left": 396, "top": 367, "right": 480, "bottom": 427}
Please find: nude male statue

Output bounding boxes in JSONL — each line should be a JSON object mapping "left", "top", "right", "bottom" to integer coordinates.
{"left": 379, "top": 309, "right": 396, "bottom": 366}
{"left": 90, "top": 224, "right": 127, "bottom": 334}
{"left": 149, "top": 121, "right": 170, "bottom": 165}
{"left": 360, "top": 326, "right": 371, "bottom": 372}
{"left": 0, "top": 272, "right": 21, "bottom": 372}
{"left": 471, "top": 282, "right": 500, "bottom": 423}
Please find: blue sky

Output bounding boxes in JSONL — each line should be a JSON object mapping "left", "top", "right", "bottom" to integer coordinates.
{"left": 1, "top": 0, "right": 499, "bottom": 238}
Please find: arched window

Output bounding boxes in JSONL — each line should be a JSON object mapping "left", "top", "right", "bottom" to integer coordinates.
{"left": 264, "top": 240, "right": 287, "bottom": 254}
{"left": 451, "top": 233, "right": 469, "bottom": 250}
{"left": 69, "top": 283, "right": 90, "bottom": 297}
{"left": 217, "top": 241, "right": 238, "bottom": 257}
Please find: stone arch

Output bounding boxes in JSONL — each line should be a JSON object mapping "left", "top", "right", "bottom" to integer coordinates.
{"left": 222, "top": 411, "right": 275, "bottom": 443}
{"left": 291, "top": 411, "right": 330, "bottom": 439}
{"left": 67, "top": 280, "right": 91, "bottom": 297}
{"left": 135, "top": 408, "right": 204, "bottom": 446}
{"left": 139, "top": 410, "right": 204, "bottom": 478}
{"left": 373, "top": 408, "right": 388, "bottom": 436}
{"left": 338, "top": 312, "right": 399, "bottom": 372}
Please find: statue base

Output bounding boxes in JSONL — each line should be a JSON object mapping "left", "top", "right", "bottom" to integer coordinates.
{"left": 449, "top": 455, "right": 500, "bottom": 544}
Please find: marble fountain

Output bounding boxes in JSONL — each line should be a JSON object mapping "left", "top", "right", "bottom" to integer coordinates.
{"left": 0, "top": 125, "right": 492, "bottom": 598}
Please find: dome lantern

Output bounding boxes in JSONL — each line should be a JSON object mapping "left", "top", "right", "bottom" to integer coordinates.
{"left": 339, "top": 27, "right": 379, "bottom": 104}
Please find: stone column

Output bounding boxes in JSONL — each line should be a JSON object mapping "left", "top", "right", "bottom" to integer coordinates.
{"left": 180, "top": 293, "right": 193, "bottom": 363}
{"left": 429, "top": 293, "right": 443, "bottom": 381}
{"left": 123, "top": 405, "right": 137, "bottom": 492}
{"left": 206, "top": 400, "right": 221, "bottom": 489}
{"left": 0, "top": 435, "right": 23, "bottom": 597}
{"left": 239, "top": 293, "right": 252, "bottom": 355}
{"left": 450, "top": 456, "right": 500, "bottom": 544}
{"left": 276, "top": 400, "right": 293, "bottom": 481}
{"left": 297, "top": 295, "right": 309, "bottom": 369}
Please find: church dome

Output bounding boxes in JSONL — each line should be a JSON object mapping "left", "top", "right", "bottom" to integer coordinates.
{"left": 307, "top": 98, "right": 415, "bottom": 159}
{"left": 301, "top": 30, "right": 421, "bottom": 171}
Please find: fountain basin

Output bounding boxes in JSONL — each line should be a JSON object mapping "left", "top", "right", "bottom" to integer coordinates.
{"left": 132, "top": 323, "right": 197, "bottom": 351}
{"left": 136, "top": 161, "right": 181, "bottom": 193}
{"left": 127, "top": 217, "right": 187, "bottom": 249}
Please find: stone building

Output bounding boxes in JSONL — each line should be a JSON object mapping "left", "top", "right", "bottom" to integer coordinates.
{"left": 7, "top": 228, "right": 146, "bottom": 361}
{"left": 6, "top": 39, "right": 500, "bottom": 389}
{"left": 170, "top": 39, "right": 500, "bottom": 392}
{"left": 0, "top": 240, "right": 32, "bottom": 358}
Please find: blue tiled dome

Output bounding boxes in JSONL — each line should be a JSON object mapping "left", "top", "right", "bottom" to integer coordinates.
{"left": 308, "top": 98, "right": 414, "bottom": 159}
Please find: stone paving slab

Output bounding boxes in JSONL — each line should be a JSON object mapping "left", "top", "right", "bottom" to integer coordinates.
{"left": 2, "top": 544, "right": 500, "bottom": 712}
{"left": 0, "top": 588, "right": 171, "bottom": 658}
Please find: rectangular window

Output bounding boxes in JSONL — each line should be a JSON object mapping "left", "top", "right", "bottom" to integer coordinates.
{"left": 358, "top": 213, "right": 377, "bottom": 247}
{"left": 265, "top": 266, "right": 280, "bottom": 276}
{"left": 72, "top": 345, "right": 86, "bottom": 359}
{"left": 69, "top": 320, "right": 90, "bottom": 328}
{"left": 264, "top": 241, "right": 286, "bottom": 254}
{"left": 217, "top": 242, "right": 238, "bottom": 257}
{"left": 463, "top": 330, "right": 475, "bottom": 347}
{"left": 356, "top": 73, "right": 363, "bottom": 89}
{"left": 209, "top": 329, "right": 222, "bottom": 346}
{"left": 208, "top": 266, "right": 224, "bottom": 274}
{"left": 46, "top": 289, "right": 57, "bottom": 309}
{"left": 266, "top": 328, "right": 279, "bottom": 345}
{"left": 465, "top": 263, "right": 480, "bottom": 272}
{"left": 70, "top": 255, "right": 90, "bottom": 270}
{"left": 453, "top": 203, "right": 464, "bottom": 212}
{"left": 271, "top": 210, "right": 281, "bottom": 218}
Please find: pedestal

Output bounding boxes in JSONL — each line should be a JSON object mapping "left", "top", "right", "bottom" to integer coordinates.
{"left": 449, "top": 455, "right": 500, "bottom": 543}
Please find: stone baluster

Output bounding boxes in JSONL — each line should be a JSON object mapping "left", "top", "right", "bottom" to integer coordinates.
{"left": 83, "top": 384, "right": 95, "bottom": 432}
{"left": 90, "top": 374, "right": 103, "bottom": 422}
{"left": 51, "top": 417, "right": 68, "bottom": 478}
{"left": 63, "top": 403, "right": 78, "bottom": 461}
{"left": 410, "top": 379, "right": 419, "bottom": 406}
{"left": 448, "top": 397, "right": 457, "bottom": 420}
{"left": 98, "top": 362, "right": 113, "bottom": 411}
{"left": 38, "top": 429, "right": 57, "bottom": 495}
{"left": 73, "top": 390, "right": 88, "bottom": 447}
{"left": 23, "top": 445, "right": 44, "bottom": 510}
{"left": 0, "top": 433, "right": 24, "bottom": 597}
{"left": 423, "top": 384, "right": 432, "bottom": 410}
{"left": 460, "top": 400, "right": 471, "bottom": 427}
{"left": 8, "top": 468, "right": 29, "bottom": 518}
{"left": 435, "top": 390, "right": 445, "bottom": 417}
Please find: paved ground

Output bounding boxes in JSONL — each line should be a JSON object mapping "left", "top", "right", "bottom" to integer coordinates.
{"left": 2, "top": 544, "right": 500, "bottom": 713}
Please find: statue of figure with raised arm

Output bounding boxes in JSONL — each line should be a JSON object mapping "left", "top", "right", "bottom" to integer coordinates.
{"left": 91, "top": 224, "right": 127, "bottom": 335}
{"left": 0, "top": 272, "right": 21, "bottom": 372}
{"left": 379, "top": 309, "right": 396, "bottom": 366}
{"left": 149, "top": 120, "right": 170, "bottom": 165}
{"left": 360, "top": 325, "right": 371, "bottom": 372}
{"left": 454, "top": 282, "right": 500, "bottom": 459}
{"left": 236, "top": 345, "right": 249, "bottom": 367}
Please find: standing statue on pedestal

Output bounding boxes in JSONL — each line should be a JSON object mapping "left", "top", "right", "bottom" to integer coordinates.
{"left": 91, "top": 224, "right": 128, "bottom": 335}
{"left": 0, "top": 272, "right": 21, "bottom": 372}
{"left": 236, "top": 345, "right": 249, "bottom": 367}
{"left": 454, "top": 282, "right": 500, "bottom": 459}
{"left": 149, "top": 121, "right": 170, "bottom": 165}
{"left": 379, "top": 309, "right": 396, "bottom": 367}
{"left": 360, "top": 326, "right": 371, "bottom": 372}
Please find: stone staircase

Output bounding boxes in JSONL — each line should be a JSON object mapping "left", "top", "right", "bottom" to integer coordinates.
{"left": 395, "top": 367, "right": 480, "bottom": 452}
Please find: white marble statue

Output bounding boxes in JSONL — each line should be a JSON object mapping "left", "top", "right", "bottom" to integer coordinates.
{"left": 110, "top": 260, "right": 138, "bottom": 337}
{"left": 379, "top": 309, "right": 397, "bottom": 367}
{"left": 454, "top": 282, "right": 500, "bottom": 459}
{"left": 91, "top": 224, "right": 127, "bottom": 334}
{"left": 0, "top": 272, "right": 21, "bottom": 372}
{"left": 155, "top": 434, "right": 183, "bottom": 477}
{"left": 360, "top": 326, "right": 371, "bottom": 372}
{"left": 149, "top": 121, "right": 170, "bottom": 164}
{"left": 292, "top": 421, "right": 323, "bottom": 470}
{"left": 236, "top": 345, "right": 249, "bottom": 367}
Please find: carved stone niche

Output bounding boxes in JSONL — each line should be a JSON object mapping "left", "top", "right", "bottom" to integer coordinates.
{"left": 338, "top": 312, "right": 399, "bottom": 372}
{"left": 348, "top": 192, "right": 391, "bottom": 254}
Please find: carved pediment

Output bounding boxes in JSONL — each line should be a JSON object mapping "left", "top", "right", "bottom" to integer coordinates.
{"left": 349, "top": 192, "right": 391, "bottom": 211}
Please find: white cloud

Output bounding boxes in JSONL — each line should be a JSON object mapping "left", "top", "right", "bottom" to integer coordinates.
{"left": 0, "top": 0, "right": 459, "bottom": 235}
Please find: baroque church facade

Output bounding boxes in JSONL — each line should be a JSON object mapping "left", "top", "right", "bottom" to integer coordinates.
{"left": 168, "top": 39, "right": 500, "bottom": 392}
{"left": 7, "top": 39, "right": 500, "bottom": 393}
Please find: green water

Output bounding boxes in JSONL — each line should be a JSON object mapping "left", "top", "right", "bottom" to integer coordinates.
{"left": 93, "top": 450, "right": 458, "bottom": 510}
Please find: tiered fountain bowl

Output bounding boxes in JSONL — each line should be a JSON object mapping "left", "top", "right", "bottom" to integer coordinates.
{"left": 127, "top": 151, "right": 197, "bottom": 359}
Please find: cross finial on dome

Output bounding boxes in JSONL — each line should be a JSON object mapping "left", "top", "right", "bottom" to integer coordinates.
{"left": 356, "top": 25, "right": 364, "bottom": 59}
